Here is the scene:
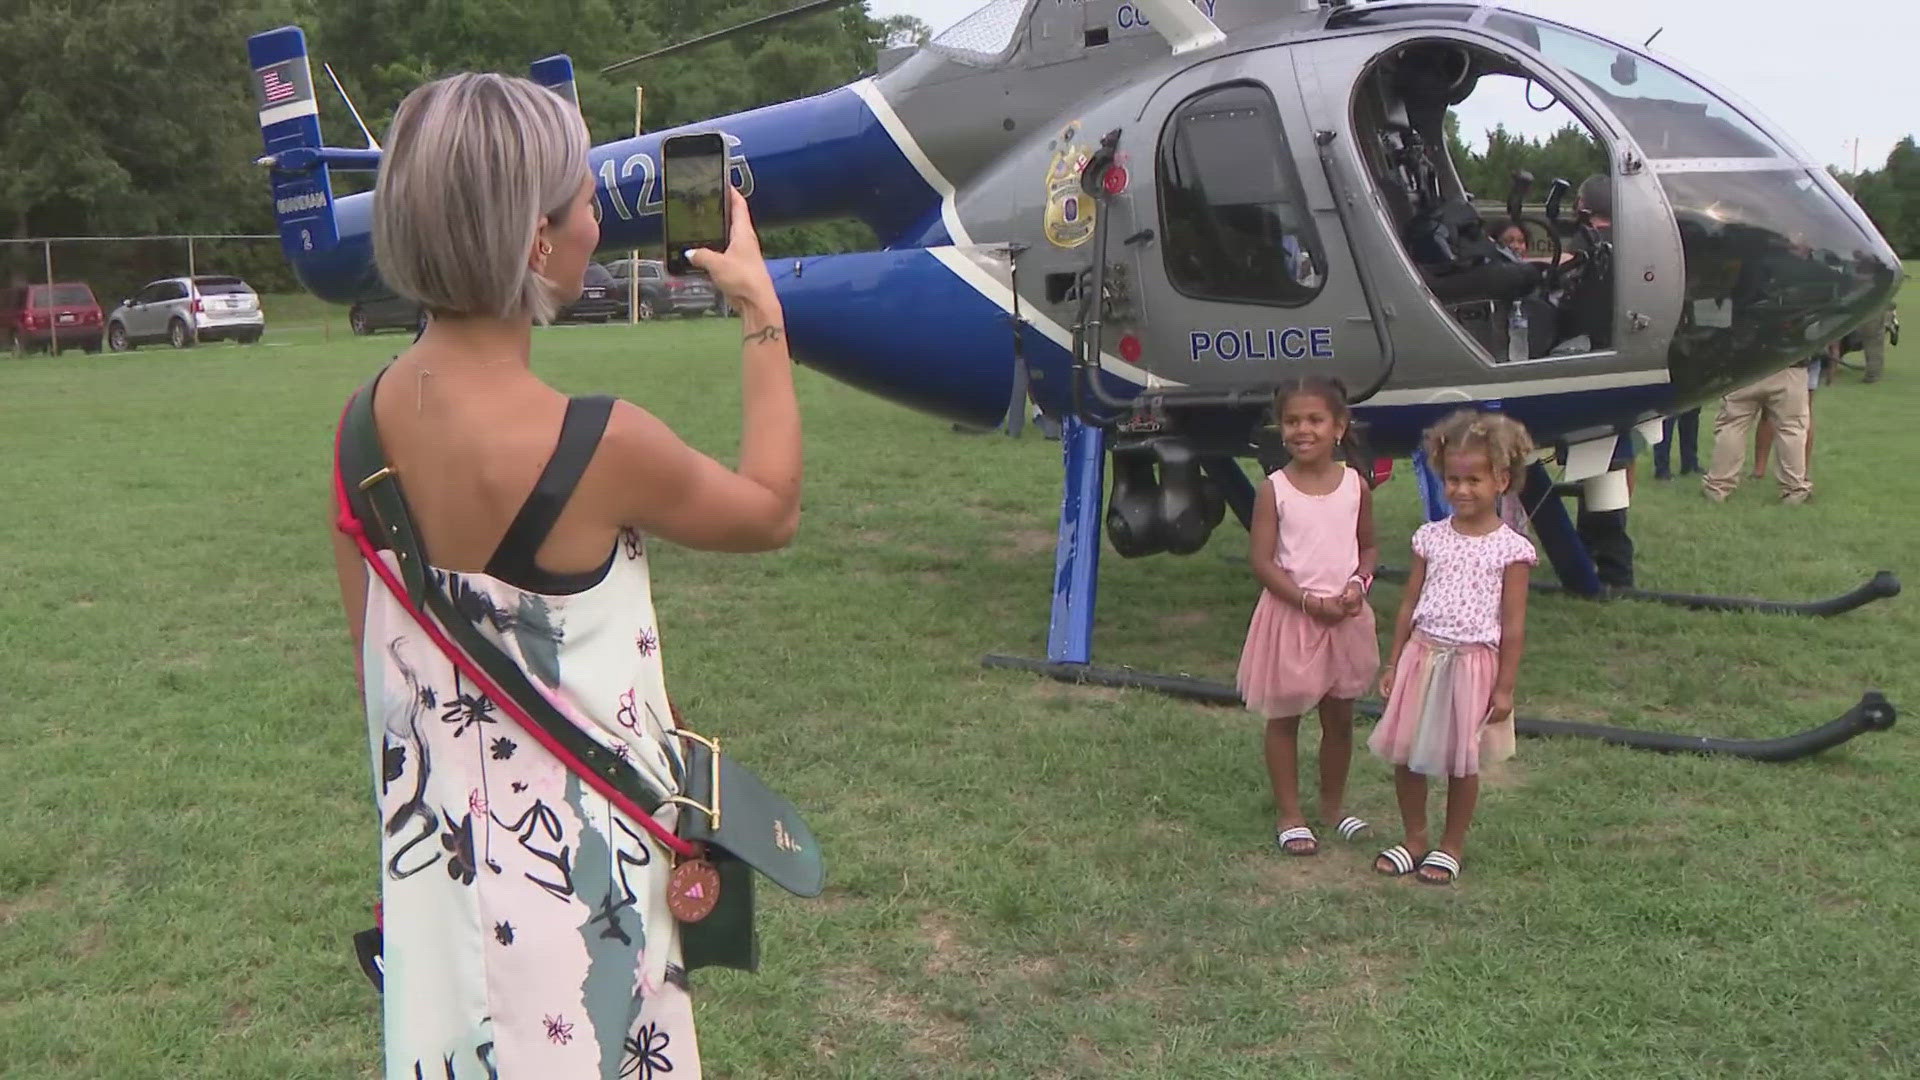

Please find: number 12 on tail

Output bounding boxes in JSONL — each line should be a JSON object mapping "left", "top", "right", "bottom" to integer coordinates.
{"left": 661, "top": 132, "right": 732, "bottom": 276}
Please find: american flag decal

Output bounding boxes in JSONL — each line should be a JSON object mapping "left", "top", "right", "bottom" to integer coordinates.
{"left": 262, "top": 68, "right": 298, "bottom": 104}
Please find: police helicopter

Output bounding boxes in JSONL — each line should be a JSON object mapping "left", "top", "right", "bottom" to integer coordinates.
{"left": 249, "top": 0, "right": 1901, "bottom": 757}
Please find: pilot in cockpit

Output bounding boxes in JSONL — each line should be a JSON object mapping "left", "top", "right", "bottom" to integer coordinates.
{"left": 1573, "top": 175, "right": 1611, "bottom": 240}
{"left": 1558, "top": 174, "right": 1615, "bottom": 350}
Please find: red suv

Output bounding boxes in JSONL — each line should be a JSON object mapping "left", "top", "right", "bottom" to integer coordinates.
{"left": 3, "top": 282, "right": 105, "bottom": 354}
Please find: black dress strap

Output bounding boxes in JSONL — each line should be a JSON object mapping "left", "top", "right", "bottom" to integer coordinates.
{"left": 484, "top": 395, "right": 618, "bottom": 593}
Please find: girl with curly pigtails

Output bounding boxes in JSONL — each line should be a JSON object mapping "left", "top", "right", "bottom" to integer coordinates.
{"left": 1367, "top": 409, "right": 1538, "bottom": 885}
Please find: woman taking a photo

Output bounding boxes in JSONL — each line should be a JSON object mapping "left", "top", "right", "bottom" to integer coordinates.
{"left": 329, "top": 72, "right": 799, "bottom": 1078}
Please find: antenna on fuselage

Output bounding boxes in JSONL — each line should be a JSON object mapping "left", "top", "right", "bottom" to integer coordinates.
{"left": 323, "top": 62, "right": 380, "bottom": 152}
{"left": 601, "top": 0, "right": 864, "bottom": 75}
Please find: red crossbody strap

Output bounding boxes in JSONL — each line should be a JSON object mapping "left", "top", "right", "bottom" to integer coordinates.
{"left": 330, "top": 394, "right": 697, "bottom": 860}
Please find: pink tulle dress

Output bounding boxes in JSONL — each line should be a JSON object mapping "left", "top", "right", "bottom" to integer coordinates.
{"left": 1367, "top": 518, "right": 1537, "bottom": 777}
{"left": 1236, "top": 467, "right": 1380, "bottom": 720}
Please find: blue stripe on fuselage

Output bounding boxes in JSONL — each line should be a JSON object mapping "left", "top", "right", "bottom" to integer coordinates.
{"left": 772, "top": 249, "right": 1015, "bottom": 428}
{"left": 284, "top": 83, "right": 948, "bottom": 303}
{"left": 1353, "top": 386, "right": 1673, "bottom": 457}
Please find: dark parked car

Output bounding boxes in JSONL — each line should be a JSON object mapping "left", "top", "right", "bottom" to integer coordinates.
{"left": 348, "top": 264, "right": 637, "bottom": 334}
{"left": 556, "top": 261, "right": 625, "bottom": 323}
{"left": 3, "top": 282, "right": 104, "bottom": 354}
{"left": 349, "top": 292, "right": 428, "bottom": 336}
{"left": 603, "top": 257, "right": 721, "bottom": 319}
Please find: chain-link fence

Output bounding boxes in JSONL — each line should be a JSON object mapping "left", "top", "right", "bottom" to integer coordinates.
{"left": 1, "top": 234, "right": 354, "bottom": 353}
{"left": 4, "top": 233, "right": 729, "bottom": 355}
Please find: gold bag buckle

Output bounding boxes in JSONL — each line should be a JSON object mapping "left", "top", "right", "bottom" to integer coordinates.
{"left": 665, "top": 727, "right": 721, "bottom": 833}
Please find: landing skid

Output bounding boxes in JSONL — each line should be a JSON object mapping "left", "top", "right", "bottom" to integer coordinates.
{"left": 977, "top": 657, "right": 1897, "bottom": 763}
{"left": 1372, "top": 565, "right": 1902, "bottom": 617}
{"left": 980, "top": 417, "right": 1898, "bottom": 761}
{"left": 1403, "top": 456, "right": 1904, "bottom": 613}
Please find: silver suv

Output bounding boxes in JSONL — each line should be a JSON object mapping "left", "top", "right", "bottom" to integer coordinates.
{"left": 107, "top": 275, "right": 265, "bottom": 350}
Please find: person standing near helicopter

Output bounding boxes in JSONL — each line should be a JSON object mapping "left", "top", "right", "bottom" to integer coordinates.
{"left": 330, "top": 72, "right": 801, "bottom": 1079}
{"left": 1236, "top": 377, "right": 1380, "bottom": 858}
{"left": 1546, "top": 174, "right": 1638, "bottom": 587}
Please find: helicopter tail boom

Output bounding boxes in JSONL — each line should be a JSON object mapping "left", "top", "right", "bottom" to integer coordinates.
{"left": 242, "top": 30, "right": 969, "bottom": 305}
{"left": 247, "top": 28, "right": 340, "bottom": 267}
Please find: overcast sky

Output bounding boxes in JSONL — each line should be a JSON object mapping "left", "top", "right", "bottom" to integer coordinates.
{"left": 866, "top": 0, "right": 1916, "bottom": 172}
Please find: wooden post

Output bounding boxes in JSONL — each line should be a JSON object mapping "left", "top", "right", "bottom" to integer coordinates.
{"left": 44, "top": 239, "right": 56, "bottom": 354}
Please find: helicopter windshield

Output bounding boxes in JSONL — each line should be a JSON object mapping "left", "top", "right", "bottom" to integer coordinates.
{"left": 1658, "top": 169, "right": 1896, "bottom": 398}
{"left": 1485, "top": 10, "right": 1899, "bottom": 398}
{"left": 1484, "top": 13, "right": 1784, "bottom": 160}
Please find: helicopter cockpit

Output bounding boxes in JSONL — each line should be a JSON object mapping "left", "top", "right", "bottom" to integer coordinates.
{"left": 1352, "top": 33, "right": 1618, "bottom": 364}
{"left": 1344, "top": 6, "right": 1899, "bottom": 402}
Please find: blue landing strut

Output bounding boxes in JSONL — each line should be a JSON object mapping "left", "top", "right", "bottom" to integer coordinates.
{"left": 1045, "top": 417, "right": 1106, "bottom": 664}
{"left": 983, "top": 417, "right": 1255, "bottom": 696}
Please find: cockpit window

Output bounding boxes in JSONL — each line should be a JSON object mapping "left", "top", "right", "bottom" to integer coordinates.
{"left": 1486, "top": 13, "right": 1786, "bottom": 160}
{"left": 1158, "top": 83, "right": 1326, "bottom": 308}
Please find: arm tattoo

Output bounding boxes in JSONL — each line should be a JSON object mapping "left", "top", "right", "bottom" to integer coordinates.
{"left": 743, "top": 325, "right": 783, "bottom": 346}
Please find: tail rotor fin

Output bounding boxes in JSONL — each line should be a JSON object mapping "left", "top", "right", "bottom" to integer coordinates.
{"left": 247, "top": 26, "right": 340, "bottom": 258}
{"left": 530, "top": 55, "right": 589, "bottom": 140}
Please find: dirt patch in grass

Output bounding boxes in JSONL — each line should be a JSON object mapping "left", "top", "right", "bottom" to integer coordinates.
{"left": 1479, "top": 757, "right": 1530, "bottom": 790}
{"left": 1159, "top": 610, "right": 1213, "bottom": 632}
{"left": 918, "top": 910, "right": 982, "bottom": 979}
{"left": 69, "top": 921, "right": 108, "bottom": 961}
{"left": 0, "top": 883, "right": 60, "bottom": 924}
{"left": 1137, "top": 816, "right": 1190, "bottom": 843}
{"left": 1309, "top": 939, "right": 1407, "bottom": 1010}
{"left": 1242, "top": 847, "right": 1373, "bottom": 900}
{"left": 996, "top": 528, "right": 1058, "bottom": 560}
{"left": 1017, "top": 955, "right": 1063, "bottom": 984}
{"left": 825, "top": 963, "right": 968, "bottom": 1059}
{"left": 1030, "top": 681, "right": 1124, "bottom": 705}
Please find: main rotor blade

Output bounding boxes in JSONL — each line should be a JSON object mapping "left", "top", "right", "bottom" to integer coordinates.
{"left": 600, "top": 0, "right": 865, "bottom": 75}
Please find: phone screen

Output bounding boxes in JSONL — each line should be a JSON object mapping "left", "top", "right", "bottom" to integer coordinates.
{"left": 662, "top": 133, "right": 729, "bottom": 276}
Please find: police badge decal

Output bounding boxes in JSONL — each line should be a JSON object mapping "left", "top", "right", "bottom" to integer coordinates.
{"left": 1044, "top": 121, "right": 1097, "bottom": 249}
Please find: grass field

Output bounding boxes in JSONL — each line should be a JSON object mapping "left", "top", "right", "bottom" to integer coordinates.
{"left": 2, "top": 282, "right": 1915, "bottom": 1078}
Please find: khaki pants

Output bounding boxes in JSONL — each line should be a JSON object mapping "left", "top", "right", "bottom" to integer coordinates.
{"left": 1702, "top": 365, "right": 1811, "bottom": 503}
{"left": 1861, "top": 318, "right": 1886, "bottom": 382}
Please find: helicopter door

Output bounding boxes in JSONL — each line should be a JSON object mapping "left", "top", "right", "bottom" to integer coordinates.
{"left": 1129, "top": 60, "right": 1393, "bottom": 399}
{"left": 1304, "top": 25, "right": 1684, "bottom": 382}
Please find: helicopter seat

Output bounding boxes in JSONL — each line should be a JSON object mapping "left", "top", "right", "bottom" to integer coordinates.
{"left": 1405, "top": 198, "right": 1542, "bottom": 305}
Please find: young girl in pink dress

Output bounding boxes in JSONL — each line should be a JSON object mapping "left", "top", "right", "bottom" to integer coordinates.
{"left": 1237, "top": 377, "right": 1381, "bottom": 857}
{"left": 1369, "top": 409, "right": 1537, "bottom": 884}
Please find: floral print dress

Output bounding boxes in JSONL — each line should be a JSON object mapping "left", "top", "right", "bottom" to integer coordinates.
{"left": 358, "top": 525, "right": 698, "bottom": 1079}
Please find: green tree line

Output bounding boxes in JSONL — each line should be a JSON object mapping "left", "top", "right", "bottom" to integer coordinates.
{"left": 1447, "top": 114, "right": 1920, "bottom": 261}
{"left": 1831, "top": 136, "right": 1920, "bottom": 260}
{"left": 1445, "top": 113, "right": 1610, "bottom": 214}
{"left": 0, "top": 0, "right": 930, "bottom": 295}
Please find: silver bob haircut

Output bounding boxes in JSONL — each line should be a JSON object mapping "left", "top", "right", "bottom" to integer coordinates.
{"left": 372, "top": 73, "right": 591, "bottom": 324}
